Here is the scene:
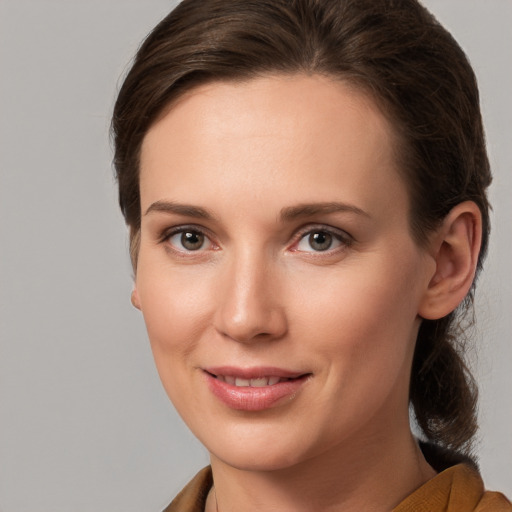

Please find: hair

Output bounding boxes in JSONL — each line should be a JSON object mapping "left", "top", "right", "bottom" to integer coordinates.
{"left": 112, "top": 0, "right": 491, "bottom": 456}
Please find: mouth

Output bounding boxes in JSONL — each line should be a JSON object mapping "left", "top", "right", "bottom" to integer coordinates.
{"left": 203, "top": 367, "right": 311, "bottom": 411}
{"left": 207, "top": 374, "right": 299, "bottom": 387}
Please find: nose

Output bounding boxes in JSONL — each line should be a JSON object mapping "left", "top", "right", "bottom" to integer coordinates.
{"left": 213, "top": 250, "right": 288, "bottom": 344}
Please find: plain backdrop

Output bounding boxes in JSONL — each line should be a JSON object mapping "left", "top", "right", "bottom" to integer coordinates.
{"left": 0, "top": 1, "right": 510, "bottom": 511}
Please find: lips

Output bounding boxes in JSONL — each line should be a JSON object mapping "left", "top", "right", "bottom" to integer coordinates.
{"left": 204, "top": 367, "right": 310, "bottom": 411}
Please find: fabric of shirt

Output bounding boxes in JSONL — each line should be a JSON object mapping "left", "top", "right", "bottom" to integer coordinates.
{"left": 163, "top": 464, "right": 511, "bottom": 512}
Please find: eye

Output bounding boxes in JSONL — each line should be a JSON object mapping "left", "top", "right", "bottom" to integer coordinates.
{"left": 295, "top": 228, "right": 350, "bottom": 253}
{"left": 167, "top": 229, "right": 213, "bottom": 252}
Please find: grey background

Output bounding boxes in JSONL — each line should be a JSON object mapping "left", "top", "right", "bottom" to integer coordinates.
{"left": 0, "top": 1, "right": 510, "bottom": 510}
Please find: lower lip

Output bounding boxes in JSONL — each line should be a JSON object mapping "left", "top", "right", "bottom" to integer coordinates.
{"left": 205, "top": 373, "right": 309, "bottom": 411}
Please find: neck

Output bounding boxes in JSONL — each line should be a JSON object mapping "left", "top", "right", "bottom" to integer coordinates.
{"left": 207, "top": 426, "right": 436, "bottom": 512}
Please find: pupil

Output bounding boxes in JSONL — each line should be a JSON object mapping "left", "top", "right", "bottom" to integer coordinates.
{"left": 309, "top": 232, "right": 332, "bottom": 251}
{"left": 181, "top": 231, "right": 204, "bottom": 250}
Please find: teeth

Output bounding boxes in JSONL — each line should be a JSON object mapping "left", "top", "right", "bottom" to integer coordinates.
{"left": 216, "top": 375, "right": 289, "bottom": 387}
{"left": 250, "top": 377, "right": 268, "bottom": 387}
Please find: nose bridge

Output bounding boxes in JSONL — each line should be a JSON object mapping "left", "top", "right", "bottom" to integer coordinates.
{"left": 215, "top": 245, "right": 286, "bottom": 343}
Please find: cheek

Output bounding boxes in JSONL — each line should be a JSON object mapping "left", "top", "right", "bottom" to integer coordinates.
{"left": 135, "top": 264, "right": 218, "bottom": 419}
{"left": 292, "top": 257, "right": 421, "bottom": 340}
{"left": 135, "top": 259, "right": 215, "bottom": 362}
{"left": 290, "top": 250, "right": 425, "bottom": 386}
{"left": 288, "top": 264, "right": 422, "bottom": 438}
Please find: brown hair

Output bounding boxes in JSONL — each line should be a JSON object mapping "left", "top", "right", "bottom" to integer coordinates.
{"left": 112, "top": 0, "right": 491, "bottom": 455}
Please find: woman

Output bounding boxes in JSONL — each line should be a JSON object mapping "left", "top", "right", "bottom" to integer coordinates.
{"left": 112, "top": 0, "right": 511, "bottom": 510}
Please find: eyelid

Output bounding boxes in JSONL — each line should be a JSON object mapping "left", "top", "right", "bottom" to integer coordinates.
{"left": 159, "top": 224, "right": 218, "bottom": 252}
{"left": 157, "top": 222, "right": 352, "bottom": 253}
{"left": 289, "top": 224, "right": 354, "bottom": 252}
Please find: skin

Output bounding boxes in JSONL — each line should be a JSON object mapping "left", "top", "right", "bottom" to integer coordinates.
{"left": 133, "top": 74, "right": 481, "bottom": 511}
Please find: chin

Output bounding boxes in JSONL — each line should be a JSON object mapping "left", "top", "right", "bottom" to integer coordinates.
{"left": 202, "top": 427, "right": 322, "bottom": 473}
{"left": 213, "top": 447, "right": 305, "bottom": 472}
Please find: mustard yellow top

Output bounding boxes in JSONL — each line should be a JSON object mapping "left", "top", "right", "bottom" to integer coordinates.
{"left": 393, "top": 463, "right": 511, "bottom": 512}
{"left": 164, "top": 464, "right": 511, "bottom": 512}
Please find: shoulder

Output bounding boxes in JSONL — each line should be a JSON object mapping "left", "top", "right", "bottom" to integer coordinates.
{"left": 162, "top": 466, "right": 213, "bottom": 512}
{"left": 394, "top": 444, "right": 511, "bottom": 512}
{"left": 394, "top": 463, "right": 512, "bottom": 512}
{"left": 474, "top": 491, "right": 512, "bottom": 512}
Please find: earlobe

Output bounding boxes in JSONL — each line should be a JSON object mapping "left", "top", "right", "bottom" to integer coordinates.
{"left": 419, "top": 201, "right": 482, "bottom": 320}
{"left": 131, "top": 288, "right": 141, "bottom": 310}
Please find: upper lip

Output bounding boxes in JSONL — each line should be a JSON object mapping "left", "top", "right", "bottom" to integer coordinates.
{"left": 204, "top": 366, "right": 308, "bottom": 379}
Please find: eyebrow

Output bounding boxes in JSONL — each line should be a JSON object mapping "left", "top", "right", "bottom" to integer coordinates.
{"left": 144, "top": 200, "right": 369, "bottom": 222}
{"left": 145, "top": 200, "right": 215, "bottom": 220}
{"left": 279, "top": 202, "right": 370, "bottom": 221}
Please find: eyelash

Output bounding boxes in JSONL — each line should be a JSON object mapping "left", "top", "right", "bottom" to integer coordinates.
{"left": 159, "top": 224, "right": 353, "bottom": 255}
{"left": 291, "top": 224, "right": 353, "bottom": 254}
{"left": 159, "top": 225, "right": 216, "bottom": 254}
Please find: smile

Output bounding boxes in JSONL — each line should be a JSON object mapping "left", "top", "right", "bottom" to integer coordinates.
{"left": 204, "top": 367, "right": 311, "bottom": 411}
{"left": 213, "top": 375, "right": 290, "bottom": 387}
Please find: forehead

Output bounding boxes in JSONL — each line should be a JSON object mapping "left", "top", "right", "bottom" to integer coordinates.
{"left": 139, "top": 74, "right": 407, "bottom": 219}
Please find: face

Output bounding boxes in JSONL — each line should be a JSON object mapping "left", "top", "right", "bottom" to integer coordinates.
{"left": 135, "top": 75, "right": 435, "bottom": 471}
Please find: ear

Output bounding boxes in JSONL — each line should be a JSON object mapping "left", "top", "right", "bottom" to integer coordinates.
{"left": 419, "top": 201, "right": 482, "bottom": 320}
{"left": 131, "top": 287, "right": 141, "bottom": 310}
